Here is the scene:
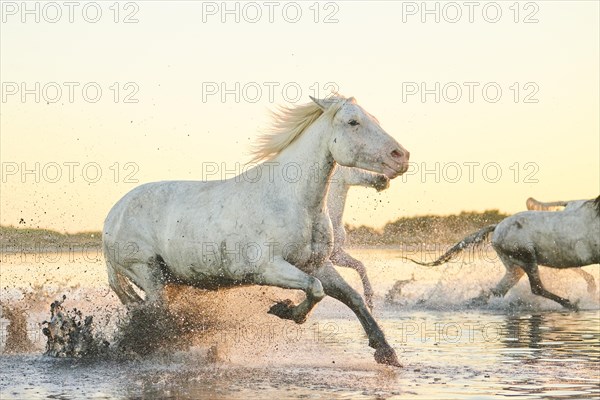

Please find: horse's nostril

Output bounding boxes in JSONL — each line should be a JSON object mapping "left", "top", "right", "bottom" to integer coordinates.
{"left": 391, "top": 149, "right": 403, "bottom": 159}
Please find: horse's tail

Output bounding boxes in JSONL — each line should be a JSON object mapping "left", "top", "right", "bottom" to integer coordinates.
{"left": 407, "top": 224, "right": 497, "bottom": 266}
{"left": 104, "top": 242, "right": 143, "bottom": 305}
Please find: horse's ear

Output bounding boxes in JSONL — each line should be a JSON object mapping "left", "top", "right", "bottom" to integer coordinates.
{"left": 311, "top": 95, "right": 346, "bottom": 110}
{"left": 309, "top": 96, "right": 329, "bottom": 110}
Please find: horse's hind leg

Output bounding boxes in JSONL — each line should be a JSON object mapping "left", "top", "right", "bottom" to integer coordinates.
{"left": 263, "top": 257, "right": 325, "bottom": 324}
{"left": 121, "top": 261, "right": 166, "bottom": 304}
{"left": 469, "top": 254, "right": 524, "bottom": 306}
{"left": 524, "top": 263, "right": 577, "bottom": 310}
{"left": 313, "top": 262, "right": 400, "bottom": 367}
{"left": 490, "top": 254, "right": 526, "bottom": 297}
{"left": 106, "top": 260, "right": 143, "bottom": 305}
{"left": 330, "top": 249, "right": 374, "bottom": 311}
{"left": 573, "top": 268, "right": 597, "bottom": 294}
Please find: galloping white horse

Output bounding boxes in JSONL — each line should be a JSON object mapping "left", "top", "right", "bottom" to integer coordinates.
{"left": 526, "top": 197, "right": 597, "bottom": 294}
{"left": 328, "top": 166, "right": 389, "bottom": 310}
{"left": 410, "top": 196, "right": 600, "bottom": 309}
{"left": 103, "top": 95, "right": 410, "bottom": 366}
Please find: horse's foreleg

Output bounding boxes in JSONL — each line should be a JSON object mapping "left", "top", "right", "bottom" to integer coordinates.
{"left": 262, "top": 257, "right": 325, "bottom": 324}
{"left": 313, "top": 262, "right": 400, "bottom": 367}
{"left": 330, "top": 249, "right": 374, "bottom": 311}
{"left": 346, "top": 169, "right": 389, "bottom": 192}
{"left": 573, "top": 268, "right": 597, "bottom": 294}
{"left": 524, "top": 263, "right": 577, "bottom": 310}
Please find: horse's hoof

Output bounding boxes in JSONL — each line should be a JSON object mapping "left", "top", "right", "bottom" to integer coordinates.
{"left": 268, "top": 300, "right": 306, "bottom": 323}
{"left": 374, "top": 346, "right": 402, "bottom": 367}
{"left": 467, "top": 294, "right": 489, "bottom": 308}
{"left": 374, "top": 175, "right": 390, "bottom": 192}
{"left": 564, "top": 300, "right": 579, "bottom": 311}
{"left": 268, "top": 299, "right": 294, "bottom": 318}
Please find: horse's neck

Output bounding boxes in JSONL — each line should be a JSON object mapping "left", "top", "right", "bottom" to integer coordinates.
{"left": 272, "top": 117, "right": 336, "bottom": 212}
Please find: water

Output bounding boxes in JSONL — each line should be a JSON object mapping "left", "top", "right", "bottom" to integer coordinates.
{"left": 1, "top": 249, "right": 599, "bottom": 399}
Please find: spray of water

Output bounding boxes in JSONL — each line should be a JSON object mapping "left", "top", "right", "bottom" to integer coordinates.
{"left": 0, "top": 304, "right": 35, "bottom": 353}
{"left": 33, "top": 283, "right": 304, "bottom": 362}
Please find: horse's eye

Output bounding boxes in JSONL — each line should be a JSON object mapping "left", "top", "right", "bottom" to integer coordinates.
{"left": 348, "top": 120, "right": 359, "bottom": 126}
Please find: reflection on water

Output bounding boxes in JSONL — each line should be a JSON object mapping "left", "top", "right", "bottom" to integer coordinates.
{"left": 0, "top": 249, "right": 598, "bottom": 399}
{"left": 497, "top": 313, "right": 600, "bottom": 398}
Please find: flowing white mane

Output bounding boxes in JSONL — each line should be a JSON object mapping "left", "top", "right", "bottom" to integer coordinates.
{"left": 249, "top": 95, "right": 348, "bottom": 163}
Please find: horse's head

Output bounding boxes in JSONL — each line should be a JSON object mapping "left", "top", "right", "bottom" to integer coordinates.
{"left": 311, "top": 96, "right": 410, "bottom": 178}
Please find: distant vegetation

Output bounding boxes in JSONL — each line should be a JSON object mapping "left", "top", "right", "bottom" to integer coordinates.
{"left": 0, "top": 225, "right": 100, "bottom": 251}
{"left": 345, "top": 210, "right": 509, "bottom": 247}
{"left": 0, "top": 210, "right": 509, "bottom": 251}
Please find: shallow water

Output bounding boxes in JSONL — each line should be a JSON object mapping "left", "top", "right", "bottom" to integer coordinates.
{"left": 1, "top": 249, "right": 599, "bottom": 399}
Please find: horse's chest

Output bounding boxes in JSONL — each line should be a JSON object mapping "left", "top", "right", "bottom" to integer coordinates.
{"left": 285, "top": 215, "right": 333, "bottom": 273}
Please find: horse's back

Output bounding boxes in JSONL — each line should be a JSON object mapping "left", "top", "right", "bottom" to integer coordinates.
{"left": 492, "top": 208, "right": 600, "bottom": 267}
{"left": 103, "top": 180, "right": 224, "bottom": 257}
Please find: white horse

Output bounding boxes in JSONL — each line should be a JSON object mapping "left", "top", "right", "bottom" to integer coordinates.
{"left": 103, "top": 95, "right": 410, "bottom": 366}
{"left": 328, "top": 166, "right": 389, "bottom": 310}
{"left": 410, "top": 196, "right": 600, "bottom": 309}
{"left": 526, "top": 197, "right": 597, "bottom": 294}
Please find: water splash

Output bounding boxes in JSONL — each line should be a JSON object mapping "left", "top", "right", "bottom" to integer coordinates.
{"left": 42, "top": 295, "right": 109, "bottom": 357}
{"left": 0, "top": 304, "right": 35, "bottom": 353}
{"left": 382, "top": 263, "right": 600, "bottom": 312}
{"left": 36, "top": 284, "right": 299, "bottom": 362}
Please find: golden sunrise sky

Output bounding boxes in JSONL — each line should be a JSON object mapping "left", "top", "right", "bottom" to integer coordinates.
{"left": 1, "top": 1, "right": 599, "bottom": 233}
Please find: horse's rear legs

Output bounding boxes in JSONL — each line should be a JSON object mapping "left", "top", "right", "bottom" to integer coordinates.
{"left": 469, "top": 258, "right": 524, "bottom": 306}
{"left": 524, "top": 263, "right": 578, "bottom": 310}
{"left": 120, "top": 261, "right": 166, "bottom": 304}
{"left": 490, "top": 264, "right": 525, "bottom": 297}
{"left": 107, "top": 260, "right": 143, "bottom": 305}
{"left": 264, "top": 257, "right": 325, "bottom": 324}
{"left": 313, "top": 262, "right": 400, "bottom": 367}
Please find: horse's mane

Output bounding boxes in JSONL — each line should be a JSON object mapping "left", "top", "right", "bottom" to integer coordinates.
{"left": 249, "top": 95, "right": 348, "bottom": 163}
{"left": 583, "top": 195, "right": 600, "bottom": 217}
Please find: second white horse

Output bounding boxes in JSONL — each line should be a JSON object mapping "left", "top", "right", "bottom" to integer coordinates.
{"left": 328, "top": 166, "right": 390, "bottom": 310}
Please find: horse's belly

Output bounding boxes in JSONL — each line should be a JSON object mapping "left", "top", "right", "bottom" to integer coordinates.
{"left": 161, "top": 237, "right": 264, "bottom": 284}
{"left": 537, "top": 241, "right": 598, "bottom": 268}
{"left": 164, "top": 265, "right": 258, "bottom": 290}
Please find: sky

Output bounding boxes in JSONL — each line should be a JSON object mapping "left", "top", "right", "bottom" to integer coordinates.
{"left": 1, "top": 1, "right": 599, "bottom": 233}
